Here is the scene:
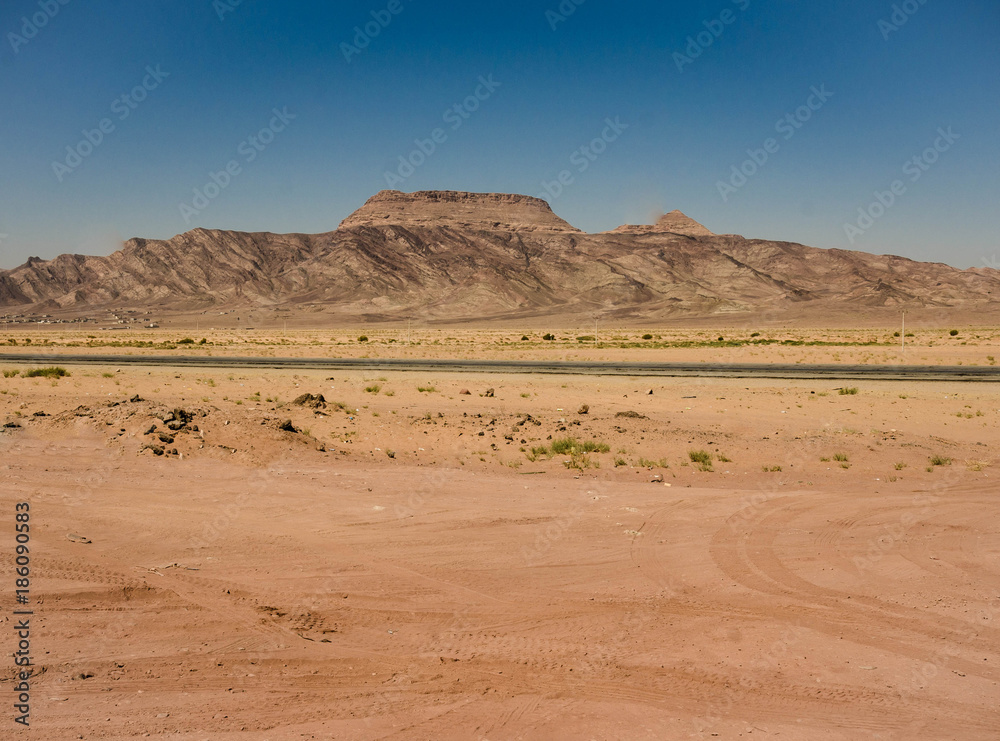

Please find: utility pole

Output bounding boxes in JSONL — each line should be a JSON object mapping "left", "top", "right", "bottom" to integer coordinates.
{"left": 901, "top": 312, "right": 905, "bottom": 350}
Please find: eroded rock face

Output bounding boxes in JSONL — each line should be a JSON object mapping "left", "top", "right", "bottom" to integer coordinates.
{"left": 338, "top": 190, "right": 583, "bottom": 233}
{"left": 1, "top": 190, "right": 999, "bottom": 322}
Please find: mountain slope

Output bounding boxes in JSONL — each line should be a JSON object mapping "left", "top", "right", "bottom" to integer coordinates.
{"left": 1, "top": 190, "right": 998, "bottom": 322}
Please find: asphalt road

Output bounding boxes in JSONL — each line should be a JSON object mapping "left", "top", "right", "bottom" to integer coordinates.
{"left": 2, "top": 353, "right": 999, "bottom": 381}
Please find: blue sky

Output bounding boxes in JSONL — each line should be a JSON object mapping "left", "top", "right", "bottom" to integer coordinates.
{"left": 1, "top": 0, "right": 997, "bottom": 269}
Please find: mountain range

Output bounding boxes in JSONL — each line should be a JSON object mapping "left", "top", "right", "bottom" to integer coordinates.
{"left": 2, "top": 189, "right": 998, "bottom": 324}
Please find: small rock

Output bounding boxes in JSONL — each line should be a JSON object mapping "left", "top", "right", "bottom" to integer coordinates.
{"left": 292, "top": 393, "right": 326, "bottom": 409}
{"left": 615, "top": 411, "right": 647, "bottom": 419}
{"left": 459, "top": 389, "right": 472, "bottom": 395}
{"left": 577, "top": 404, "right": 590, "bottom": 415}
{"left": 484, "top": 388, "right": 495, "bottom": 398}
{"left": 67, "top": 533, "right": 92, "bottom": 544}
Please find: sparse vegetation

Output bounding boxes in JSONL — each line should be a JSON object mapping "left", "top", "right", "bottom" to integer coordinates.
{"left": 358, "top": 335, "right": 369, "bottom": 342}
{"left": 833, "top": 453, "right": 849, "bottom": 462}
{"left": 894, "top": 462, "right": 906, "bottom": 470}
{"left": 929, "top": 455, "right": 952, "bottom": 467}
{"left": 762, "top": 465, "right": 783, "bottom": 472}
{"left": 417, "top": 386, "right": 437, "bottom": 393}
{"left": 839, "top": 387, "right": 859, "bottom": 396}
{"left": 3, "top": 370, "right": 19, "bottom": 378}
{"left": 642, "top": 334, "right": 653, "bottom": 340}
{"left": 542, "top": 333, "right": 556, "bottom": 341}
{"left": 23, "top": 367, "right": 69, "bottom": 379}
{"left": 949, "top": 329, "right": 959, "bottom": 336}
{"left": 638, "top": 457, "right": 669, "bottom": 469}
{"left": 364, "top": 384, "right": 381, "bottom": 394}
{"left": 178, "top": 338, "right": 196, "bottom": 344}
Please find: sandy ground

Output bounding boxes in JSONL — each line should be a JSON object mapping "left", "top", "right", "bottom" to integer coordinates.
{"left": 2, "top": 325, "right": 1000, "bottom": 368}
{"left": 1, "top": 346, "right": 999, "bottom": 739}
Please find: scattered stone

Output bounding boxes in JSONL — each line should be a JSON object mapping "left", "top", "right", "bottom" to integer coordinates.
{"left": 577, "top": 404, "right": 589, "bottom": 415}
{"left": 647, "top": 389, "right": 654, "bottom": 395}
{"left": 278, "top": 419, "right": 298, "bottom": 433}
{"left": 615, "top": 411, "right": 647, "bottom": 419}
{"left": 32, "top": 411, "right": 48, "bottom": 417}
{"left": 158, "top": 434, "right": 175, "bottom": 444}
{"left": 66, "top": 533, "right": 92, "bottom": 544}
{"left": 651, "top": 474, "right": 664, "bottom": 483}
{"left": 484, "top": 388, "right": 495, "bottom": 398}
{"left": 459, "top": 389, "right": 472, "bottom": 395}
{"left": 142, "top": 444, "right": 165, "bottom": 456}
{"left": 292, "top": 393, "right": 326, "bottom": 409}
{"left": 144, "top": 424, "right": 157, "bottom": 435}
{"left": 130, "top": 395, "right": 143, "bottom": 403}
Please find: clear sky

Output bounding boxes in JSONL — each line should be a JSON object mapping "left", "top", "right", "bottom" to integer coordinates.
{"left": 1, "top": 0, "right": 997, "bottom": 270}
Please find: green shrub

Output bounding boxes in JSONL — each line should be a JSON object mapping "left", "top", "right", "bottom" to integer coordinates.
{"left": 23, "top": 367, "right": 69, "bottom": 379}
{"left": 178, "top": 338, "right": 195, "bottom": 344}
{"left": 949, "top": 329, "right": 959, "bottom": 337}
{"left": 551, "top": 437, "right": 578, "bottom": 455}
{"left": 542, "top": 333, "right": 556, "bottom": 341}
{"left": 642, "top": 334, "right": 653, "bottom": 340}
{"left": 929, "top": 455, "right": 952, "bottom": 466}
{"left": 839, "top": 387, "right": 859, "bottom": 395}
{"left": 358, "top": 335, "right": 369, "bottom": 342}
{"left": 2, "top": 370, "right": 19, "bottom": 378}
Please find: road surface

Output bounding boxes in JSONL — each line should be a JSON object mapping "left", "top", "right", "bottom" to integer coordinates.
{"left": 2, "top": 353, "right": 998, "bottom": 381}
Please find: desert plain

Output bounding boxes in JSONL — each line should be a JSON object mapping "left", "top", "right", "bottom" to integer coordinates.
{"left": 1, "top": 326, "right": 999, "bottom": 740}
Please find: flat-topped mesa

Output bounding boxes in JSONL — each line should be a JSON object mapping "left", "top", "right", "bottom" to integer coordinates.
{"left": 609, "top": 210, "right": 715, "bottom": 237}
{"left": 338, "top": 190, "right": 583, "bottom": 233}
